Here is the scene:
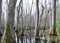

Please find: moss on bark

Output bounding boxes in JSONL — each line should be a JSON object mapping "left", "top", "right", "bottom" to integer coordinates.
{"left": 49, "top": 27, "right": 57, "bottom": 36}
{"left": 1, "top": 21, "right": 15, "bottom": 43}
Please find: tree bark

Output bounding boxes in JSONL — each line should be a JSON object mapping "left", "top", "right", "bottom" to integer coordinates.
{"left": 7, "top": 0, "right": 17, "bottom": 41}
{"left": 35, "top": 0, "right": 40, "bottom": 43}
{"left": 0, "top": 0, "right": 2, "bottom": 42}
{"left": 0, "top": 0, "right": 2, "bottom": 33}
{"left": 1, "top": 0, "right": 17, "bottom": 43}
{"left": 20, "top": 0, "right": 24, "bottom": 43}
{"left": 49, "top": 0, "right": 57, "bottom": 36}
{"left": 49, "top": 0, "right": 57, "bottom": 43}
{"left": 16, "top": 1, "right": 21, "bottom": 43}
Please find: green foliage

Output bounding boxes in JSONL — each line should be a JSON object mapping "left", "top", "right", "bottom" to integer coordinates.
{"left": 56, "top": 2, "right": 60, "bottom": 7}
{"left": 56, "top": 16, "right": 60, "bottom": 29}
{"left": 56, "top": 16, "right": 60, "bottom": 35}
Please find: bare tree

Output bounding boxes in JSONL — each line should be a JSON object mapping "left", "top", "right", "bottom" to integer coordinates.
{"left": 49, "top": 0, "right": 57, "bottom": 36}
{"left": 7, "top": 0, "right": 17, "bottom": 40}
{"left": 35, "top": 0, "right": 40, "bottom": 43}
{"left": 1, "top": 0, "right": 17, "bottom": 43}
{"left": 20, "top": 0, "right": 24, "bottom": 43}
{"left": 16, "top": 0, "right": 22, "bottom": 43}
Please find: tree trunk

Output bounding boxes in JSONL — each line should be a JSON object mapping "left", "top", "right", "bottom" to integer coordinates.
{"left": 1, "top": 0, "right": 17, "bottom": 43}
{"left": 0, "top": 0, "right": 2, "bottom": 43}
{"left": 0, "top": 0, "right": 2, "bottom": 33}
{"left": 49, "top": 0, "right": 57, "bottom": 43}
{"left": 29, "top": 1, "right": 33, "bottom": 43}
{"left": 20, "top": 0, "right": 24, "bottom": 43}
{"left": 49, "top": 0, "right": 57, "bottom": 36}
{"left": 16, "top": 1, "right": 21, "bottom": 43}
{"left": 7, "top": 0, "right": 17, "bottom": 41}
{"left": 35, "top": 0, "right": 40, "bottom": 43}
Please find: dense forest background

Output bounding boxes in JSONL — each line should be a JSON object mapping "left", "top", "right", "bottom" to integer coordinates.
{"left": 0, "top": 0, "right": 60, "bottom": 43}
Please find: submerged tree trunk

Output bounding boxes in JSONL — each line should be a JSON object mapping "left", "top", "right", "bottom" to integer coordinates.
{"left": 1, "top": 0, "right": 17, "bottom": 43}
{"left": 35, "top": 0, "right": 40, "bottom": 43}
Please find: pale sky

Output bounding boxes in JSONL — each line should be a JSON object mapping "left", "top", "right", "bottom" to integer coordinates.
{"left": 2, "top": 0, "right": 57, "bottom": 20}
